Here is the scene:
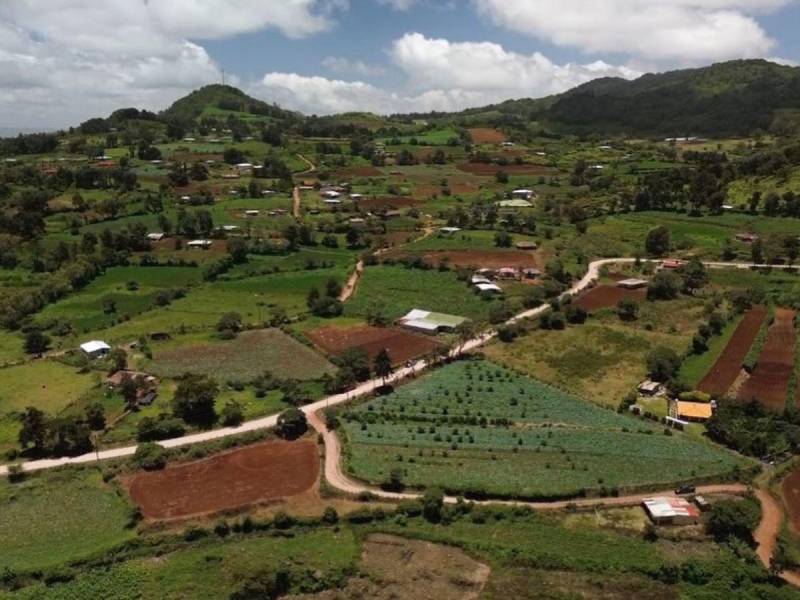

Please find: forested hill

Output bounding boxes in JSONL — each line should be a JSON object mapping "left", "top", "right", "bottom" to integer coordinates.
{"left": 540, "top": 60, "right": 800, "bottom": 137}
{"left": 161, "top": 84, "right": 300, "bottom": 124}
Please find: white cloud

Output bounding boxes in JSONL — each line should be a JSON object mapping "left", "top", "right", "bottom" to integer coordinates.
{"left": 769, "top": 56, "right": 800, "bottom": 66}
{"left": 378, "top": 0, "right": 418, "bottom": 10}
{"left": 475, "top": 0, "right": 788, "bottom": 63}
{"left": 322, "top": 56, "right": 387, "bottom": 77}
{"left": 0, "top": 0, "right": 345, "bottom": 127}
{"left": 251, "top": 33, "right": 641, "bottom": 115}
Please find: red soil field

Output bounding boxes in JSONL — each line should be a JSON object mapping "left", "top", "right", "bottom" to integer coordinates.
{"left": 782, "top": 465, "right": 800, "bottom": 532}
{"left": 468, "top": 128, "right": 507, "bottom": 144}
{"left": 738, "top": 308, "right": 797, "bottom": 411}
{"left": 334, "top": 166, "right": 384, "bottom": 178}
{"left": 574, "top": 285, "right": 646, "bottom": 312}
{"left": 358, "top": 196, "right": 419, "bottom": 210}
{"left": 381, "top": 249, "right": 539, "bottom": 270}
{"left": 457, "top": 163, "right": 555, "bottom": 176}
{"left": 306, "top": 325, "right": 440, "bottom": 365}
{"left": 126, "top": 440, "right": 319, "bottom": 520}
{"left": 697, "top": 305, "right": 767, "bottom": 397}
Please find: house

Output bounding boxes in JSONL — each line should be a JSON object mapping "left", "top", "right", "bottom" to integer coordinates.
{"left": 245, "top": 210, "right": 260, "bottom": 217}
{"left": 222, "top": 225, "right": 239, "bottom": 232}
{"left": 735, "top": 233, "right": 760, "bottom": 243}
{"left": 500, "top": 141, "right": 516, "bottom": 147}
{"left": 512, "top": 189, "right": 535, "bottom": 200}
{"left": 384, "top": 210, "right": 402, "bottom": 219}
{"left": 643, "top": 497, "right": 701, "bottom": 525}
{"left": 323, "top": 198, "right": 342, "bottom": 206}
{"left": 661, "top": 259, "right": 686, "bottom": 269}
{"left": 497, "top": 199, "right": 533, "bottom": 208}
{"left": 261, "top": 189, "right": 276, "bottom": 196}
{"left": 637, "top": 380, "right": 662, "bottom": 396}
{"left": 235, "top": 162, "right": 253, "bottom": 171}
{"left": 399, "top": 309, "right": 467, "bottom": 334}
{"left": 515, "top": 241, "right": 538, "bottom": 250}
{"left": 617, "top": 278, "right": 648, "bottom": 290}
{"left": 670, "top": 400, "right": 713, "bottom": 422}
{"left": 321, "top": 190, "right": 341, "bottom": 200}
{"left": 146, "top": 233, "right": 165, "bottom": 242}
{"left": 106, "top": 370, "right": 158, "bottom": 390}
{"left": 471, "top": 274, "right": 493, "bottom": 285}
{"left": 187, "top": 239, "right": 213, "bottom": 249}
{"left": 350, "top": 193, "right": 363, "bottom": 201}
{"left": 440, "top": 227, "right": 461, "bottom": 235}
{"left": 522, "top": 268, "right": 542, "bottom": 280}
{"left": 475, "top": 282, "right": 503, "bottom": 295}
{"left": 80, "top": 340, "right": 111, "bottom": 359}
{"left": 496, "top": 267, "right": 519, "bottom": 280}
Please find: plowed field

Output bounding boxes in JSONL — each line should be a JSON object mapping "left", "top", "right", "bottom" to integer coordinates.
{"left": 574, "top": 285, "right": 646, "bottom": 311}
{"left": 698, "top": 305, "right": 767, "bottom": 397}
{"left": 468, "top": 128, "right": 507, "bottom": 144}
{"left": 306, "top": 325, "right": 440, "bottom": 365}
{"left": 738, "top": 308, "right": 796, "bottom": 411}
{"left": 126, "top": 440, "right": 319, "bottom": 520}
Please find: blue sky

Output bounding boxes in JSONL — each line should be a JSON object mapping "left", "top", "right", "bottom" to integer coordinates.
{"left": 0, "top": 0, "right": 798, "bottom": 128}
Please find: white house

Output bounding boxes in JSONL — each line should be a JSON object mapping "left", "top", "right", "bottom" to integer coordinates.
{"left": 80, "top": 340, "right": 111, "bottom": 359}
{"left": 512, "top": 189, "right": 535, "bottom": 200}
{"left": 471, "top": 274, "right": 493, "bottom": 285}
{"left": 245, "top": 210, "right": 260, "bottom": 217}
{"left": 350, "top": 193, "right": 363, "bottom": 200}
{"left": 440, "top": 227, "right": 462, "bottom": 235}
{"left": 187, "top": 239, "right": 213, "bottom": 249}
{"left": 146, "top": 233, "right": 165, "bottom": 242}
{"left": 475, "top": 282, "right": 503, "bottom": 295}
{"left": 322, "top": 190, "right": 342, "bottom": 200}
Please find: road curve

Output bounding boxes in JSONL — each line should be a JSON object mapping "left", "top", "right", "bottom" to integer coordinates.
{"left": 0, "top": 256, "right": 773, "bottom": 477}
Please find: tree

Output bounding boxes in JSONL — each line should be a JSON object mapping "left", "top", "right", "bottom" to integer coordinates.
{"left": 681, "top": 258, "right": 708, "bottom": 294}
{"left": 276, "top": 407, "right": 308, "bottom": 439}
{"left": 133, "top": 442, "right": 167, "bottom": 471}
{"left": 454, "top": 321, "right": 478, "bottom": 355}
{"left": 647, "top": 271, "right": 680, "bottom": 300}
{"left": 120, "top": 375, "right": 139, "bottom": 410}
{"left": 24, "top": 330, "right": 50, "bottom": 356}
{"left": 221, "top": 400, "right": 244, "bottom": 427}
{"left": 325, "top": 277, "right": 342, "bottom": 299}
{"left": 374, "top": 348, "right": 393, "bottom": 386}
{"left": 384, "top": 467, "right": 405, "bottom": 492}
{"left": 85, "top": 402, "right": 106, "bottom": 431}
{"left": 18, "top": 407, "right": 48, "bottom": 451}
{"left": 646, "top": 346, "right": 681, "bottom": 382}
{"left": 706, "top": 498, "right": 760, "bottom": 544}
{"left": 227, "top": 238, "right": 248, "bottom": 264}
{"left": 617, "top": 298, "right": 639, "bottom": 321}
{"left": 172, "top": 374, "right": 218, "bottom": 427}
{"left": 494, "top": 230, "right": 512, "bottom": 248}
{"left": 216, "top": 312, "right": 242, "bottom": 335}
{"left": 336, "top": 348, "right": 371, "bottom": 382}
{"left": 422, "top": 487, "right": 444, "bottom": 522}
{"left": 108, "top": 348, "right": 127, "bottom": 372}
{"left": 751, "top": 239, "right": 764, "bottom": 265}
{"left": 645, "top": 226, "right": 671, "bottom": 257}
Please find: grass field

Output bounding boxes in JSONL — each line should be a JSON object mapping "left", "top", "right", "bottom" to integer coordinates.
{"left": 0, "top": 469, "right": 134, "bottom": 572}
{"left": 0, "top": 360, "right": 98, "bottom": 453}
{"left": 10, "top": 528, "right": 357, "bottom": 599}
{"left": 485, "top": 299, "right": 704, "bottom": 407}
{"left": 341, "top": 360, "right": 746, "bottom": 498}
{"left": 344, "top": 265, "right": 499, "bottom": 322}
{"left": 150, "top": 328, "right": 335, "bottom": 382}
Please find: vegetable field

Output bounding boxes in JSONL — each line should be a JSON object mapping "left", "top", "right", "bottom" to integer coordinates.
{"left": 341, "top": 360, "right": 746, "bottom": 498}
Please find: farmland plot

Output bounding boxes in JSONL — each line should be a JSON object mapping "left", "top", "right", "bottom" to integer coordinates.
{"left": 341, "top": 360, "right": 745, "bottom": 498}
{"left": 697, "top": 305, "right": 767, "bottom": 396}
{"left": 738, "top": 307, "right": 797, "bottom": 411}
{"left": 306, "top": 324, "right": 440, "bottom": 365}
{"left": 574, "top": 285, "right": 646, "bottom": 312}
{"left": 151, "top": 328, "right": 335, "bottom": 381}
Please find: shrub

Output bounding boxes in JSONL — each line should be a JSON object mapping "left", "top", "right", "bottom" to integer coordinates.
{"left": 133, "top": 442, "right": 167, "bottom": 470}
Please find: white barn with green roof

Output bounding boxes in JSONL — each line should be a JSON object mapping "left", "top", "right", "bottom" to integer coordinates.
{"left": 399, "top": 309, "right": 467, "bottom": 334}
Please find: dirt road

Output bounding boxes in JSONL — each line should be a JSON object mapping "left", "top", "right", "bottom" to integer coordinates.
{"left": 292, "top": 186, "right": 301, "bottom": 218}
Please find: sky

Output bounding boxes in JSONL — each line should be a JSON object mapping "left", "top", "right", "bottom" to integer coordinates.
{"left": 0, "top": 0, "right": 798, "bottom": 130}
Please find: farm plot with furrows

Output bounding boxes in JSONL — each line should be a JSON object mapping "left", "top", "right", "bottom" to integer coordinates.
{"left": 574, "top": 285, "right": 646, "bottom": 312}
{"left": 125, "top": 439, "right": 319, "bottom": 520}
{"left": 697, "top": 305, "right": 767, "bottom": 396}
{"left": 306, "top": 324, "right": 441, "bottom": 365}
{"left": 383, "top": 249, "right": 540, "bottom": 270}
{"left": 341, "top": 360, "right": 745, "bottom": 498}
{"left": 151, "top": 328, "right": 335, "bottom": 381}
{"left": 738, "top": 307, "right": 797, "bottom": 411}
{"left": 468, "top": 128, "right": 508, "bottom": 144}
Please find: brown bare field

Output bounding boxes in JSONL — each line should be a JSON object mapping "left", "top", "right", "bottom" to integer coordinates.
{"left": 126, "top": 440, "right": 319, "bottom": 520}
{"left": 457, "top": 162, "right": 555, "bottom": 176}
{"left": 290, "top": 534, "right": 490, "bottom": 600}
{"left": 469, "top": 127, "right": 507, "bottom": 144}
{"left": 782, "top": 465, "right": 800, "bottom": 533}
{"left": 306, "top": 325, "right": 440, "bottom": 365}
{"left": 358, "top": 196, "right": 419, "bottom": 210}
{"left": 334, "top": 165, "right": 384, "bottom": 178}
{"left": 574, "top": 285, "right": 646, "bottom": 312}
{"left": 738, "top": 308, "right": 796, "bottom": 411}
{"left": 381, "top": 249, "right": 539, "bottom": 270}
{"left": 697, "top": 306, "right": 767, "bottom": 397}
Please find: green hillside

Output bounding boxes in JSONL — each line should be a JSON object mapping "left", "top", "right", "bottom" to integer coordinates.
{"left": 161, "top": 84, "right": 299, "bottom": 124}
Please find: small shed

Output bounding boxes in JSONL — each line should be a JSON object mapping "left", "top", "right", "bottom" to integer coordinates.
{"left": 496, "top": 267, "right": 519, "bottom": 280}
{"left": 440, "top": 227, "right": 462, "bottom": 235}
{"left": 617, "top": 278, "right": 648, "bottom": 290}
{"left": 187, "top": 240, "right": 213, "bottom": 249}
{"left": 80, "top": 340, "right": 111, "bottom": 360}
{"left": 637, "top": 380, "right": 661, "bottom": 396}
{"left": 522, "top": 268, "right": 542, "bottom": 280}
{"left": 511, "top": 189, "right": 534, "bottom": 200}
{"left": 643, "top": 497, "right": 701, "bottom": 525}
{"left": 146, "top": 233, "right": 165, "bottom": 242}
{"left": 475, "top": 282, "right": 503, "bottom": 295}
{"left": 515, "top": 241, "right": 538, "bottom": 250}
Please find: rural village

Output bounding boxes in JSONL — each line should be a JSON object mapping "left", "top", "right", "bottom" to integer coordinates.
{"left": 3, "top": 12, "right": 800, "bottom": 595}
